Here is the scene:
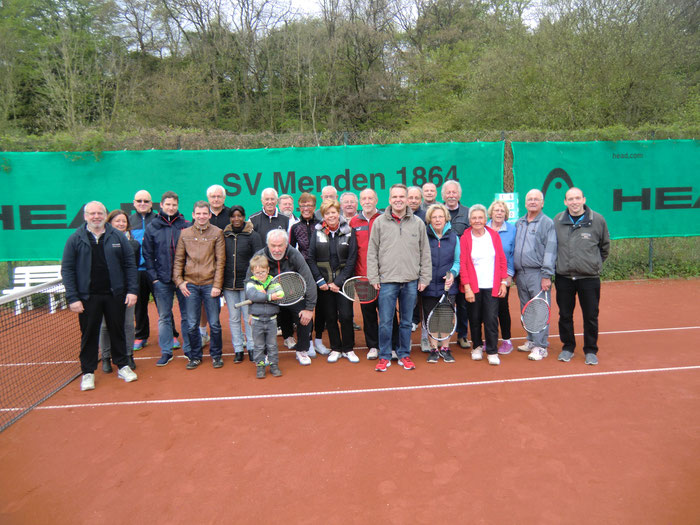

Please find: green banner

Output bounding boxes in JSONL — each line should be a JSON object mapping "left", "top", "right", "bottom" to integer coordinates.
{"left": 0, "top": 142, "right": 504, "bottom": 261}
{"left": 512, "top": 140, "right": 700, "bottom": 239}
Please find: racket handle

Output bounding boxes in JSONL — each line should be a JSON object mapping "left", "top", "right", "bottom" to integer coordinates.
{"left": 234, "top": 300, "right": 252, "bottom": 308}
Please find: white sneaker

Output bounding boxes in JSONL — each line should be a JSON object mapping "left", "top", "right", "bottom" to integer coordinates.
{"left": 391, "top": 350, "right": 398, "bottom": 360}
{"left": 307, "top": 342, "right": 317, "bottom": 358}
{"left": 343, "top": 351, "right": 360, "bottom": 363}
{"left": 420, "top": 337, "right": 431, "bottom": 353}
{"left": 296, "top": 351, "right": 311, "bottom": 366}
{"left": 411, "top": 323, "right": 418, "bottom": 332}
{"left": 528, "top": 347, "right": 548, "bottom": 361}
{"left": 487, "top": 354, "right": 500, "bottom": 366}
{"left": 314, "top": 339, "right": 330, "bottom": 355}
{"left": 367, "top": 347, "right": 378, "bottom": 360}
{"left": 277, "top": 327, "right": 282, "bottom": 336}
{"left": 200, "top": 332, "right": 210, "bottom": 347}
{"left": 518, "top": 341, "right": 534, "bottom": 352}
{"left": 471, "top": 346, "right": 484, "bottom": 361}
{"left": 80, "top": 373, "right": 95, "bottom": 391}
{"left": 117, "top": 366, "right": 138, "bottom": 383}
{"left": 327, "top": 350, "right": 341, "bottom": 363}
{"left": 284, "top": 336, "right": 296, "bottom": 349}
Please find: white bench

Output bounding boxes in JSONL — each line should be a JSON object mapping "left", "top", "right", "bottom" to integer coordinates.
{"left": 2, "top": 265, "right": 66, "bottom": 315}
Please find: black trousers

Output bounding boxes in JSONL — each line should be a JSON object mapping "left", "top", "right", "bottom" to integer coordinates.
{"left": 555, "top": 275, "right": 601, "bottom": 355}
{"left": 134, "top": 270, "right": 153, "bottom": 340}
{"left": 283, "top": 302, "right": 311, "bottom": 352}
{"left": 79, "top": 293, "right": 128, "bottom": 374}
{"left": 318, "top": 290, "right": 354, "bottom": 352}
{"left": 278, "top": 307, "right": 295, "bottom": 339}
{"left": 467, "top": 289, "right": 499, "bottom": 354}
{"left": 497, "top": 286, "right": 512, "bottom": 340}
{"left": 456, "top": 292, "right": 471, "bottom": 339}
{"left": 360, "top": 298, "right": 399, "bottom": 350}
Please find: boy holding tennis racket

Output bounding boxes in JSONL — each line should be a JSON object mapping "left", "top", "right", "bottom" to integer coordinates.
{"left": 245, "top": 255, "right": 285, "bottom": 378}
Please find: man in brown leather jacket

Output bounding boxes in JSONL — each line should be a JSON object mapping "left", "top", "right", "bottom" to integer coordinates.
{"left": 173, "top": 200, "right": 226, "bottom": 369}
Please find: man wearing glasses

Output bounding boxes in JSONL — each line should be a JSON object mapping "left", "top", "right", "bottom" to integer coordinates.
{"left": 129, "top": 190, "right": 158, "bottom": 351}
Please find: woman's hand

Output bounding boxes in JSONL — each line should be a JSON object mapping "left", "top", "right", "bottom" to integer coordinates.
{"left": 497, "top": 283, "right": 507, "bottom": 298}
{"left": 464, "top": 288, "right": 476, "bottom": 303}
{"left": 319, "top": 283, "right": 329, "bottom": 291}
{"left": 444, "top": 273, "right": 454, "bottom": 289}
{"left": 328, "top": 283, "right": 340, "bottom": 293}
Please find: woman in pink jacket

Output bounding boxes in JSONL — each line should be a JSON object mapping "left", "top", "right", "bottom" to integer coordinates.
{"left": 460, "top": 204, "right": 508, "bottom": 365}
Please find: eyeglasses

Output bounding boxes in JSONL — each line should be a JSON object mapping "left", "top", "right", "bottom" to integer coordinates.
{"left": 135, "top": 199, "right": 151, "bottom": 203}
{"left": 299, "top": 204, "right": 314, "bottom": 208}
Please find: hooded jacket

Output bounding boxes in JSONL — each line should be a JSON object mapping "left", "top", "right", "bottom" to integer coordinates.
{"left": 554, "top": 205, "right": 610, "bottom": 278}
{"left": 142, "top": 210, "right": 191, "bottom": 284}
{"left": 223, "top": 221, "right": 263, "bottom": 290}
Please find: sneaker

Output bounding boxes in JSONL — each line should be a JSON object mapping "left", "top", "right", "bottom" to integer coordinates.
{"left": 80, "top": 373, "right": 95, "bottom": 391}
{"left": 427, "top": 350, "right": 439, "bottom": 363}
{"left": 212, "top": 357, "right": 223, "bottom": 368}
{"left": 471, "top": 346, "right": 484, "bottom": 361}
{"left": 487, "top": 354, "right": 501, "bottom": 366}
{"left": 269, "top": 363, "right": 282, "bottom": 376}
{"left": 172, "top": 338, "right": 181, "bottom": 350}
{"left": 133, "top": 339, "right": 146, "bottom": 351}
{"left": 186, "top": 358, "right": 202, "bottom": 370}
{"left": 585, "top": 353, "right": 598, "bottom": 365}
{"left": 284, "top": 336, "right": 296, "bottom": 349}
{"left": 343, "top": 351, "right": 360, "bottom": 363}
{"left": 128, "top": 356, "right": 136, "bottom": 370}
{"left": 277, "top": 327, "right": 282, "bottom": 336}
{"left": 117, "top": 366, "right": 138, "bottom": 383}
{"left": 458, "top": 337, "right": 472, "bottom": 349}
{"left": 201, "top": 332, "right": 210, "bottom": 348}
{"left": 498, "top": 340, "right": 514, "bottom": 355}
{"left": 528, "top": 347, "right": 548, "bottom": 361}
{"left": 518, "top": 341, "right": 535, "bottom": 352}
{"left": 102, "top": 358, "right": 112, "bottom": 374}
{"left": 314, "top": 339, "right": 330, "bottom": 355}
{"left": 411, "top": 323, "right": 418, "bottom": 332}
{"left": 156, "top": 354, "right": 173, "bottom": 367}
{"left": 367, "top": 347, "right": 379, "bottom": 360}
{"left": 441, "top": 348, "right": 456, "bottom": 363}
{"left": 307, "top": 342, "right": 317, "bottom": 358}
{"left": 327, "top": 350, "right": 341, "bottom": 363}
{"left": 420, "top": 337, "right": 431, "bottom": 353}
{"left": 256, "top": 364, "right": 266, "bottom": 379}
{"left": 398, "top": 356, "right": 416, "bottom": 370}
{"left": 234, "top": 352, "right": 244, "bottom": 363}
{"left": 353, "top": 321, "right": 361, "bottom": 331}
{"left": 558, "top": 350, "right": 574, "bottom": 362}
{"left": 391, "top": 350, "right": 398, "bottom": 361}
{"left": 375, "top": 358, "right": 391, "bottom": 372}
{"left": 296, "top": 351, "right": 311, "bottom": 366}
{"left": 264, "top": 355, "right": 269, "bottom": 366}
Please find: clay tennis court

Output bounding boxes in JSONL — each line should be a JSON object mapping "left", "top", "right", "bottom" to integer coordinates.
{"left": 1, "top": 279, "right": 699, "bottom": 524}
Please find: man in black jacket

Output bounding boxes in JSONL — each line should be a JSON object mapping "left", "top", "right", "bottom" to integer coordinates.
{"left": 61, "top": 201, "right": 138, "bottom": 391}
{"left": 129, "top": 189, "right": 157, "bottom": 350}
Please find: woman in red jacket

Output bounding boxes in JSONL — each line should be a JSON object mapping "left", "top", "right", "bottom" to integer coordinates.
{"left": 460, "top": 204, "right": 508, "bottom": 365}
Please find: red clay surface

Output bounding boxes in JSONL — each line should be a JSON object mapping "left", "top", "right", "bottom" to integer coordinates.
{"left": 1, "top": 279, "right": 699, "bottom": 524}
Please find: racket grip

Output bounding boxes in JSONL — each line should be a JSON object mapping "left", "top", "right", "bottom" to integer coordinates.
{"left": 234, "top": 300, "right": 252, "bottom": 308}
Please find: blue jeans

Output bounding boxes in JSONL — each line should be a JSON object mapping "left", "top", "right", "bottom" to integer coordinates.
{"left": 223, "top": 289, "right": 252, "bottom": 353}
{"left": 184, "top": 283, "right": 223, "bottom": 360}
{"left": 153, "top": 280, "right": 191, "bottom": 356}
{"left": 378, "top": 280, "right": 418, "bottom": 360}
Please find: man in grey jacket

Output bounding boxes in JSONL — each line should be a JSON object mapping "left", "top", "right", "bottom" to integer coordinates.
{"left": 513, "top": 189, "right": 557, "bottom": 361}
{"left": 367, "top": 184, "right": 432, "bottom": 372}
{"left": 554, "top": 187, "right": 610, "bottom": 365}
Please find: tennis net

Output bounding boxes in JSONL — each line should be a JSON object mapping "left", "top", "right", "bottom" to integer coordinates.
{"left": 0, "top": 279, "right": 81, "bottom": 432}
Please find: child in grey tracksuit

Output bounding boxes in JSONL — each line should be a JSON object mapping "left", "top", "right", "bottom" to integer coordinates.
{"left": 245, "top": 255, "right": 284, "bottom": 378}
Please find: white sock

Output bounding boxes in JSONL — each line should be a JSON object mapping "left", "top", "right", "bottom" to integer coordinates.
{"left": 199, "top": 327, "right": 208, "bottom": 336}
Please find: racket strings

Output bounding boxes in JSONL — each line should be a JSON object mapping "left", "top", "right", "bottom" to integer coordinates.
{"left": 522, "top": 299, "right": 549, "bottom": 332}
{"left": 345, "top": 279, "right": 377, "bottom": 302}
{"left": 274, "top": 274, "right": 306, "bottom": 305}
{"left": 427, "top": 304, "right": 456, "bottom": 339}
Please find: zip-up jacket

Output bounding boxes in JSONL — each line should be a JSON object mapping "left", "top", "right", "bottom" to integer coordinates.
{"left": 308, "top": 218, "right": 358, "bottom": 287}
{"left": 289, "top": 216, "right": 319, "bottom": 259}
{"left": 459, "top": 226, "right": 508, "bottom": 297}
{"left": 245, "top": 275, "right": 282, "bottom": 318}
{"left": 554, "top": 205, "right": 610, "bottom": 278}
{"left": 129, "top": 211, "right": 157, "bottom": 269}
{"left": 61, "top": 223, "right": 138, "bottom": 303}
{"left": 424, "top": 222, "right": 460, "bottom": 297}
{"left": 223, "top": 221, "right": 263, "bottom": 290}
{"left": 513, "top": 211, "right": 557, "bottom": 279}
{"left": 349, "top": 209, "right": 381, "bottom": 276}
{"left": 142, "top": 211, "right": 190, "bottom": 284}
{"left": 173, "top": 223, "right": 225, "bottom": 288}
{"left": 249, "top": 208, "right": 289, "bottom": 244}
{"left": 367, "top": 207, "right": 432, "bottom": 286}
{"left": 246, "top": 245, "right": 317, "bottom": 311}
{"left": 488, "top": 220, "right": 516, "bottom": 277}
{"left": 446, "top": 202, "right": 470, "bottom": 237}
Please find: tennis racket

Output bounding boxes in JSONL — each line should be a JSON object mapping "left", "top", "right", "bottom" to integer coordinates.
{"left": 235, "top": 271, "right": 307, "bottom": 308}
{"left": 426, "top": 274, "right": 457, "bottom": 342}
{"left": 338, "top": 276, "right": 378, "bottom": 303}
{"left": 520, "top": 289, "right": 551, "bottom": 333}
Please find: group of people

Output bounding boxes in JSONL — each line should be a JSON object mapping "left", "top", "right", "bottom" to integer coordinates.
{"left": 61, "top": 180, "right": 609, "bottom": 391}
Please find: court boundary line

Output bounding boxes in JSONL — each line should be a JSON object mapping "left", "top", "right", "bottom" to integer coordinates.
{"left": 5, "top": 364, "right": 695, "bottom": 413}
{"left": 3, "top": 325, "right": 699, "bottom": 367}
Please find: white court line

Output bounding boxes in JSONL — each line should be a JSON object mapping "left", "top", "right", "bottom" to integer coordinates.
{"left": 8, "top": 364, "right": 696, "bottom": 413}
{"left": 2, "top": 325, "right": 699, "bottom": 367}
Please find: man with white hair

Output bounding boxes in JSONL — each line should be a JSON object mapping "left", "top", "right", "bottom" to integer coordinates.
{"left": 340, "top": 192, "right": 359, "bottom": 221}
{"left": 278, "top": 194, "right": 299, "bottom": 228}
{"left": 315, "top": 185, "right": 339, "bottom": 220}
{"left": 513, "top": 189, "right": 557, "bottom": 361}
{"left": 247, "top": 230, "right": 317, "bottom": 366}
{"left": 250, "top": 188, "right": 290, "bottom": 243}
{"left": 62, "top": 201, "right": 138, "bottom": 391}
{"left": 207, "top": 184, "right": 230, "bottom": 230}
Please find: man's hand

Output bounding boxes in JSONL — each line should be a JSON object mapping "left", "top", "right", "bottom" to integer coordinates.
{"left": 417, "top": 282, "right": 427, "bottom": 292}
{"left": 125, "top": 294, "right": 138, "bottom": 307}
{"left": 179, "top": 282, "right": 190, "bottom": 297}
{"left": 69, "top": 300, "right": 84, "bottom": 313}
{"left": 211, "top": 287, "right": 221, "bottom": 298}
{"left": 299, "top": 309, "right": 313, "bottom": 325}
{"left": 373, "top": 283, "right": 381, "bottom": 291}
{"left": 541, "top": 277, "right": 552, "bottom": 292}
